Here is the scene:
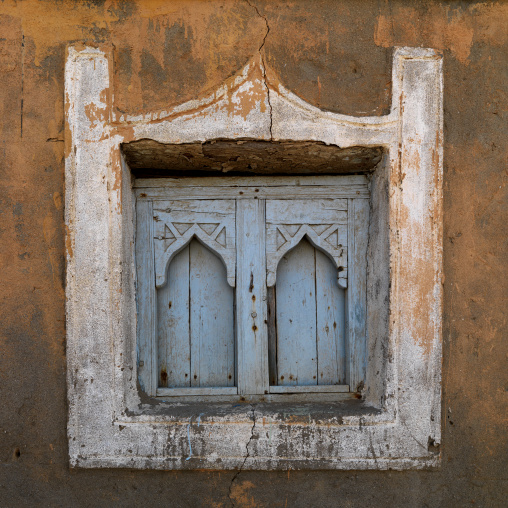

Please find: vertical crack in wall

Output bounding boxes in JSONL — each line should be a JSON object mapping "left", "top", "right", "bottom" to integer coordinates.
{"left": 228, "top": 406, "right": 256, "bottom": 507}
{"left": 245, "top": 0, "right": 273, "bottom": 139}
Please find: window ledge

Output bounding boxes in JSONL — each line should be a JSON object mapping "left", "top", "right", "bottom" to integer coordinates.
{"left": 123, "top": 398, "right": 381, "bottom": 422}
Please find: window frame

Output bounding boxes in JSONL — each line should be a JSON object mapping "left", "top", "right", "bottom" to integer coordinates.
{"left": 135, "top": 175, "right": 370, "bottom": 400}
{"left": 65, "top": 46, "right": 443, "bottom": 470}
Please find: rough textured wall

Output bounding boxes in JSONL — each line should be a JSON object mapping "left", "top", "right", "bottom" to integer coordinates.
{"left": 0, "top": 0, "right": 506, "bottom": 506}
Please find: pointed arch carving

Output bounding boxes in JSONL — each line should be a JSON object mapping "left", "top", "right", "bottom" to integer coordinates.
{"left": 266, "top": 199, "right": 348, "bottom": 288}
{"left": 153, "top": 200, "right": 236, "bottom": 288}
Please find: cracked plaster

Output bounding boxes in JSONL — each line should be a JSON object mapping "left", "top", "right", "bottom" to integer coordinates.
{"left": 228, "top": 407, "right": 257, "bottom": 506}
{"left": 65, "top": 45, "right": 443, "bottom": 470}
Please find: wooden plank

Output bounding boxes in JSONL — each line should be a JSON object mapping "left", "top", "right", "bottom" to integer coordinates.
{"left": 135, "top": 199, "right": 157, "bottom": 396}
{"left": 236, "top": 199, "right": 269, "bottom": 395}
{"left": 269, "top": 384, "right": 349, "bottom": 394}
{"left": 266, "top": 199, "right": 347, "bottom": 222}
{"left": 156, "top": 387, "right": 237, "bottom": 397}
{"left": 276, "top": 239, "right": 317, "bottom": 386}
{"left": 315, "top": 248, "right": 347, "bottom": 384}
{"left": 264, "top": 392, "right": 353, "bottom": 403}
{"left": 135, "top": 174, "right": 369, "bottom": 189}
{"left": 137, "top": 185, "right": 369, "bottom": 201}
{"left": 157, "top": 245, "right": 190, "bottom": 388}
{"left": 154, "top": 391, "right": 354, "bottom": 403}
{"left": 267, "top": 286, "right": 278, "bottom": 386}
{"left": 153, "top": 199, "right": 235, "bottom": 215}
{"left": 189, "top": 239, "right": 235, "bottom": 387}
{"left": 346, "top": 198, "right": 369, "bottom": 391}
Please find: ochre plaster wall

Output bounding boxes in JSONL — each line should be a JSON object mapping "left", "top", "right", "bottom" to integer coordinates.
{"left": 0, "top": 1, "right": 506, "bottom": 505}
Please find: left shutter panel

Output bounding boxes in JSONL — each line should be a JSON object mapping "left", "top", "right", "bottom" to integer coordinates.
{"left": 152, "top": 200, "right": 237, "bottom": 396}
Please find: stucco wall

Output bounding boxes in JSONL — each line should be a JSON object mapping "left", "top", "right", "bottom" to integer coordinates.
{"left": 0, "top": 1, "right": 506, "bottom": 506}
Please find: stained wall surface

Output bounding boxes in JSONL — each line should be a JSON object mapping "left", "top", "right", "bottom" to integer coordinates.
{"left": 0, "top": 1, "right": 506, "bottom": 506}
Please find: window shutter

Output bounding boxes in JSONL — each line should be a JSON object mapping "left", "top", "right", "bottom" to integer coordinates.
{"left": 135, "top": 176, "right": 369, "bottom": 398}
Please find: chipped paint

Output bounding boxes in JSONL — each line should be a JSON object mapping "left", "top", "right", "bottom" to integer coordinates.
{"left": 0, "top": 0, "right": 505, "bottom": 503}
{"left": 65, "top": 45, "right": 443, "bottom": 471}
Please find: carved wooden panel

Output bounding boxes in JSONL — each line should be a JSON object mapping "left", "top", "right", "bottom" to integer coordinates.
{"left": 273, "top": 239, "right": 347, "bottom": 387}
{"left": 152, "top": 200, "right": 236, "bottom": 288}
{"left": 157, "top": 239, "right": 235, "bottom": 389}
{"left": 266, "top": 199, "right": 348, "bottom": 288}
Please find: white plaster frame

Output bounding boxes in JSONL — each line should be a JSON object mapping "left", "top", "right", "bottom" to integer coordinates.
{"left": 65, "top": 46, "right": 443, "bottom": 470}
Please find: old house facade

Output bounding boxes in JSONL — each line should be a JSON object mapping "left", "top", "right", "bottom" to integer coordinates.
{"left": 1, "top": 1, "right": 506, "bottom": 506}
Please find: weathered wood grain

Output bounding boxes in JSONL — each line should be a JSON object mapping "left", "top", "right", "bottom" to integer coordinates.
{"left": 135, "top": 199, "right": 157, "bottom": 396}
{"left": 269, "top": 385, "right": 349, "bottom": 394}
{"left": 274, "top": 240, "right": 348, "bottom": 388}
{"left": 135, "top": 174, "right": 368, "bottom": 188}
{"left": 123, "top": 139, "right": 383, "bottom": 176}
{"left": 139, "top": 179, "right": 368, "bottom": 397}
{"left": 156, "top": 387, "right": 237, "bottom": 397}
{"left": 157, "top": 244, "right": 190, "bottom": 388}
{"left": 276, "top": 239, "right": 318, "bottom": 386}
{"left": 189, "top": 240, "right": 235, "bottom": 387}
{"left": 138, "top": 185, "right": 368, "bottom": 200}
{"left": 316, "top": 248, "right": 347, "bottom": 385}
{"left": 236, "top": 199, "right": 269, "bottom": 395}
{"left": 346, "top": 198, "right": 369, "bottom": 391}
{"left": 267, "top": 286, "right": 278, "bottom": 386}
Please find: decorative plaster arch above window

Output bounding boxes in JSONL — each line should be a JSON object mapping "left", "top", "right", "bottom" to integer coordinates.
{"left": 65, "top": 46, "right": 442, "bottom": 470}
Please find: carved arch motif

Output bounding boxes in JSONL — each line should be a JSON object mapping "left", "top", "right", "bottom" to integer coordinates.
{"left": 152, "top": 200, "right": 236, "bottom": 288}
{"left": 266, "top": 199, "right": 348, "bottom": 288}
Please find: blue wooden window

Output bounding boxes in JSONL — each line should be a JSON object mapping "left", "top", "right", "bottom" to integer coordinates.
{"left": 135, "top": 177, "right": 369, "bottom": 398}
